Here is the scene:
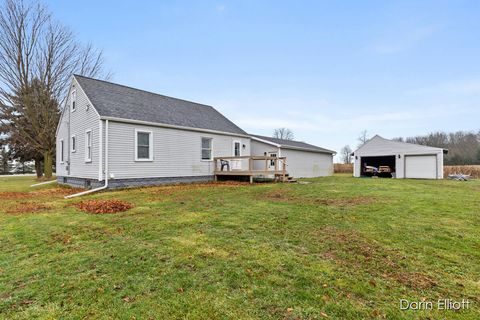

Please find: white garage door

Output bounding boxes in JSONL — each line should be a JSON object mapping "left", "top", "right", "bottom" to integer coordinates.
{"left": 405, "top": 155, "right": 437, "bottom": 179}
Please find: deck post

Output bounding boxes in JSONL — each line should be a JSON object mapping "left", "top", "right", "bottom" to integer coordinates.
{"left": 282, "top": 159, "right": 286, "bottom": 182}
{"left": 249, "top": 175, "right": 253, "bottom": 184}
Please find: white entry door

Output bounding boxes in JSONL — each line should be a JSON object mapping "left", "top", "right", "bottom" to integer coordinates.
{"left": 405, "top": 155, "right": 437, "bottom": 179}
{"left": 268, "top": 152, "right": 277, "bottom": 170}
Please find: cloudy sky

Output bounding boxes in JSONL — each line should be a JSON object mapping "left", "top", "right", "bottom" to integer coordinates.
{"left": 50, "top": 0, "right": 480, "bottom": 159}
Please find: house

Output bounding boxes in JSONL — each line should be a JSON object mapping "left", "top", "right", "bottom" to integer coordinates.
{"left": 352, "top": 135, "right": 447, "bottom": 179}
{"left": 250, "top": 135, "right": 335, "bottom": 178}
{"left": 56, "top": 75, "right": 335, "bottom": 189}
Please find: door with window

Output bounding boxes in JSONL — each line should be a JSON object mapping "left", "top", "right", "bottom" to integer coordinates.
{"left": 268, "top": 152, "right": 277, "bottom": 170}
{"left": 231, "top": 141, "right": 242, "bottom": 170}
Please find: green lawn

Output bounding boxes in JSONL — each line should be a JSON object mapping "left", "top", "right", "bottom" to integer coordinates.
{"left": 0, "top": 175, "right": 479, "bottom": 319}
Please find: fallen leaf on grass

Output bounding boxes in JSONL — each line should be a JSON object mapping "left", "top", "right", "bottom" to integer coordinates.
{"left": 73, "top": 199, "right": 134, "bottom": 214}
{"left": 320, "top": 311, "right": 329, "bottom": 318}
{"left": 6, "top": 202, "right": 52, "bottom": 214}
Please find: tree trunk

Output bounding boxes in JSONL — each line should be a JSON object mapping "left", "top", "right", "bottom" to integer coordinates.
{"left": 35, "top": 159, "right": 43, "bottom": 178}
{"left": 43, "top": 151, "right": 53, "bottom": 178}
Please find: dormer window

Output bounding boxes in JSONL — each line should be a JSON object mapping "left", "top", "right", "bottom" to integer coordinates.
{"left": 71, "top": 90, "right": 76, "bottom": 111}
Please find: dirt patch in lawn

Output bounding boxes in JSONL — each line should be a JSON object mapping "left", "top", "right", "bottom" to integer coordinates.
{"left": 73, "top": 199, "right": 134, "bottom": 214}
{"left": 6, "top": 202, "right": 52, "bottom": 214}
{"left": 315, "top": 226, "right": 437, "bottom": 290}
{"left": 263, "top": 189, "right": 377, "bottom": 206}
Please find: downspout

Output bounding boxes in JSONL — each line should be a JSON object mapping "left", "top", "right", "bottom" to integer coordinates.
{"left": 65, "top": 119, "right": 109, "bottom": 199}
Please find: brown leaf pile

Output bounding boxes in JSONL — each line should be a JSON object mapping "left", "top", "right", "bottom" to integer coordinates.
{"left": 6, "top": 202, "right": 52, "bottom": 214}
{"left": 0, "top": 192, "right": 30, "bottom": 200}
{"left": 0, "top": 187, "right": 83, "bottom": 200}
{"left": 73, "top": 199, "right": 134, "bottom": 214}
{"left": 31, "top": 187, "right": 84, "bottom": 197}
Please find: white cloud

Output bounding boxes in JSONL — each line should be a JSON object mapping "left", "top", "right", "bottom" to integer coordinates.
{"left": 216, "top": 4, "right": 226, "bottom": 12}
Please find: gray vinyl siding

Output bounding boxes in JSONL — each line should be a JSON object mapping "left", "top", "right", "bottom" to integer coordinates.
{"left": 56, "top": 78, "right": 100, "bottom": 179}
{"left": 106, "top": 121, "right": 250, "bottom": 179}
{"left": 281, "top": 149, "right": 333, "bottom": 178}
{"left": 353, "top": 136, "right": 444, "bottom": 179}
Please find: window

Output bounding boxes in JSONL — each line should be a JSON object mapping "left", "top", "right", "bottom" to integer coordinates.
{"left": 71, "top": 135, "right": 76, "bottom": 152}
{"left": 233, "top": 141, "right": 241, "bottom": 157}
{"left": 60, "top": 139, "right": 64, "bottom": 163}
{"left": 201, "top": 138, "right": 212, "bottom": 160}
{"left": 71, "top": 90, "right": 76, "bottom": 111}
{"left": 135, "top": 130, "right": 153, "bottom": 161}
{"left": 85, "top": 130, "right": 92, "bottom": 162}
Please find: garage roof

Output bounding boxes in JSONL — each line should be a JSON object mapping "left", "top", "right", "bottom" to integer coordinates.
{"left": 354, "top": 135, "right": 447, "bottom": 155}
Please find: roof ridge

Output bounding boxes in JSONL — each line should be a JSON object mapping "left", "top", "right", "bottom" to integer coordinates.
{"left": 74, "top": 74, "right": 215, "bottom": 109}
{"left": 251, "top": 133, "right": 307, "bottom": 144}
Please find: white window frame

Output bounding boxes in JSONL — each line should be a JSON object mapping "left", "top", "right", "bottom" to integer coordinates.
{"left": 71, "top": 135, "right": 76, "bottom": 153}
{"left": 233, "top": 140, "right": 241, "bottom": 157}
{"left": 71, "top": 90, "right": 76, "bottom": 112}
{"left": 85, "top": 129, "right": 92, "bottom": 163}
{"left": 201, "top": 137, "right": 213, "bottom": 161}
{"left": 135, "top": 129, "right": 153, "bottom": 161}
{"left": 60, "top": 139, "right": 64, "bottom": 163}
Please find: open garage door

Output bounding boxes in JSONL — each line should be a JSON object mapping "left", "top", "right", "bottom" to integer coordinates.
{"left": 405, "top": 155, "right": 437, "bottom": 179}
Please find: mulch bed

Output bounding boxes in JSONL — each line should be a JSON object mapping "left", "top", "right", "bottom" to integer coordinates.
{"left": 73, "top": 199, "right": 134, "bottom": 214}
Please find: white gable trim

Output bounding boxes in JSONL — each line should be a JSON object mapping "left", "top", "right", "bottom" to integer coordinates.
{"left": 250, "top": 136, "right": 281, "bottom": 147}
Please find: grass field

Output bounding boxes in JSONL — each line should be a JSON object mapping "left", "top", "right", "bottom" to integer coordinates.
{"left": 0, "top": 175, "right": 479, "bottom": 319}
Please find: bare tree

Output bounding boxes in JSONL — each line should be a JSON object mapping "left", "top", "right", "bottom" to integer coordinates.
{"left": 273, "top": 128, "right": 294, "bottom": 140}
{"left": 340, "top": 145, "right": 353, "bottom": 164}
{"left": 0, "top": 0, "right": 110, "bottom": 178}
{"left": 357, "top": 130, "right": 369, "bottom": 148}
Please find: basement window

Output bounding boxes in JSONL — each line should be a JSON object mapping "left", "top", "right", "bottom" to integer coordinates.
{"left": 135, "top": 129, "right": 153, "bottom": 161}
{"left": 201, "top": 137, "right": 212, "bottom": 160}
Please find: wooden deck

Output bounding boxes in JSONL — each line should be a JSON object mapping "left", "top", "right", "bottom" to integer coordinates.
{"left": 213, "top": 156, "right": 288, "bottom": 183}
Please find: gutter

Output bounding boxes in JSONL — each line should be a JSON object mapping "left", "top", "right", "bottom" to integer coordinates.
{"left": 65, "top": 119, "right": 109, "bottom": 199}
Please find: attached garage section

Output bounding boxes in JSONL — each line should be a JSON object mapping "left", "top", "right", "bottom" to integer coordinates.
{"left": 250, "top": 135, "right": 335, "bottom": 178}
{"left": 404, "top": 155, "right": 437, "bottom": 179}
{"left": 353, "top": 135, "right": 446, "bottom": 179}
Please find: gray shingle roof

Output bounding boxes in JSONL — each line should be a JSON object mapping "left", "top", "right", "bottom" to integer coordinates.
{"left": 74, "top": 75, "right": 247, "bottom": 135}
{"left": 251, "top": 134, "right": 336, "bottom": 154}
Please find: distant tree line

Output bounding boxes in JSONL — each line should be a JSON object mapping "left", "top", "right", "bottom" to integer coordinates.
{"left": 393, "top": 130, "right": 480, "bottom": 165}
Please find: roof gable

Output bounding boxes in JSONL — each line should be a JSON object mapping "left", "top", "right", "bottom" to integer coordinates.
{"left": 251, "top": 134, "right": 336, "bottom": 154}
{"left": 74, "top": 75, "right": 247, "bottom": 136}
{"left": 355, "top": 135, "right": 444, "bottom": 155}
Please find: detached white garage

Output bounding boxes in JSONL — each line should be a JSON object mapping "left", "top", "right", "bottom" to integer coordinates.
{"left": 353, "top": 135, "right": 447, "bottom": 179}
